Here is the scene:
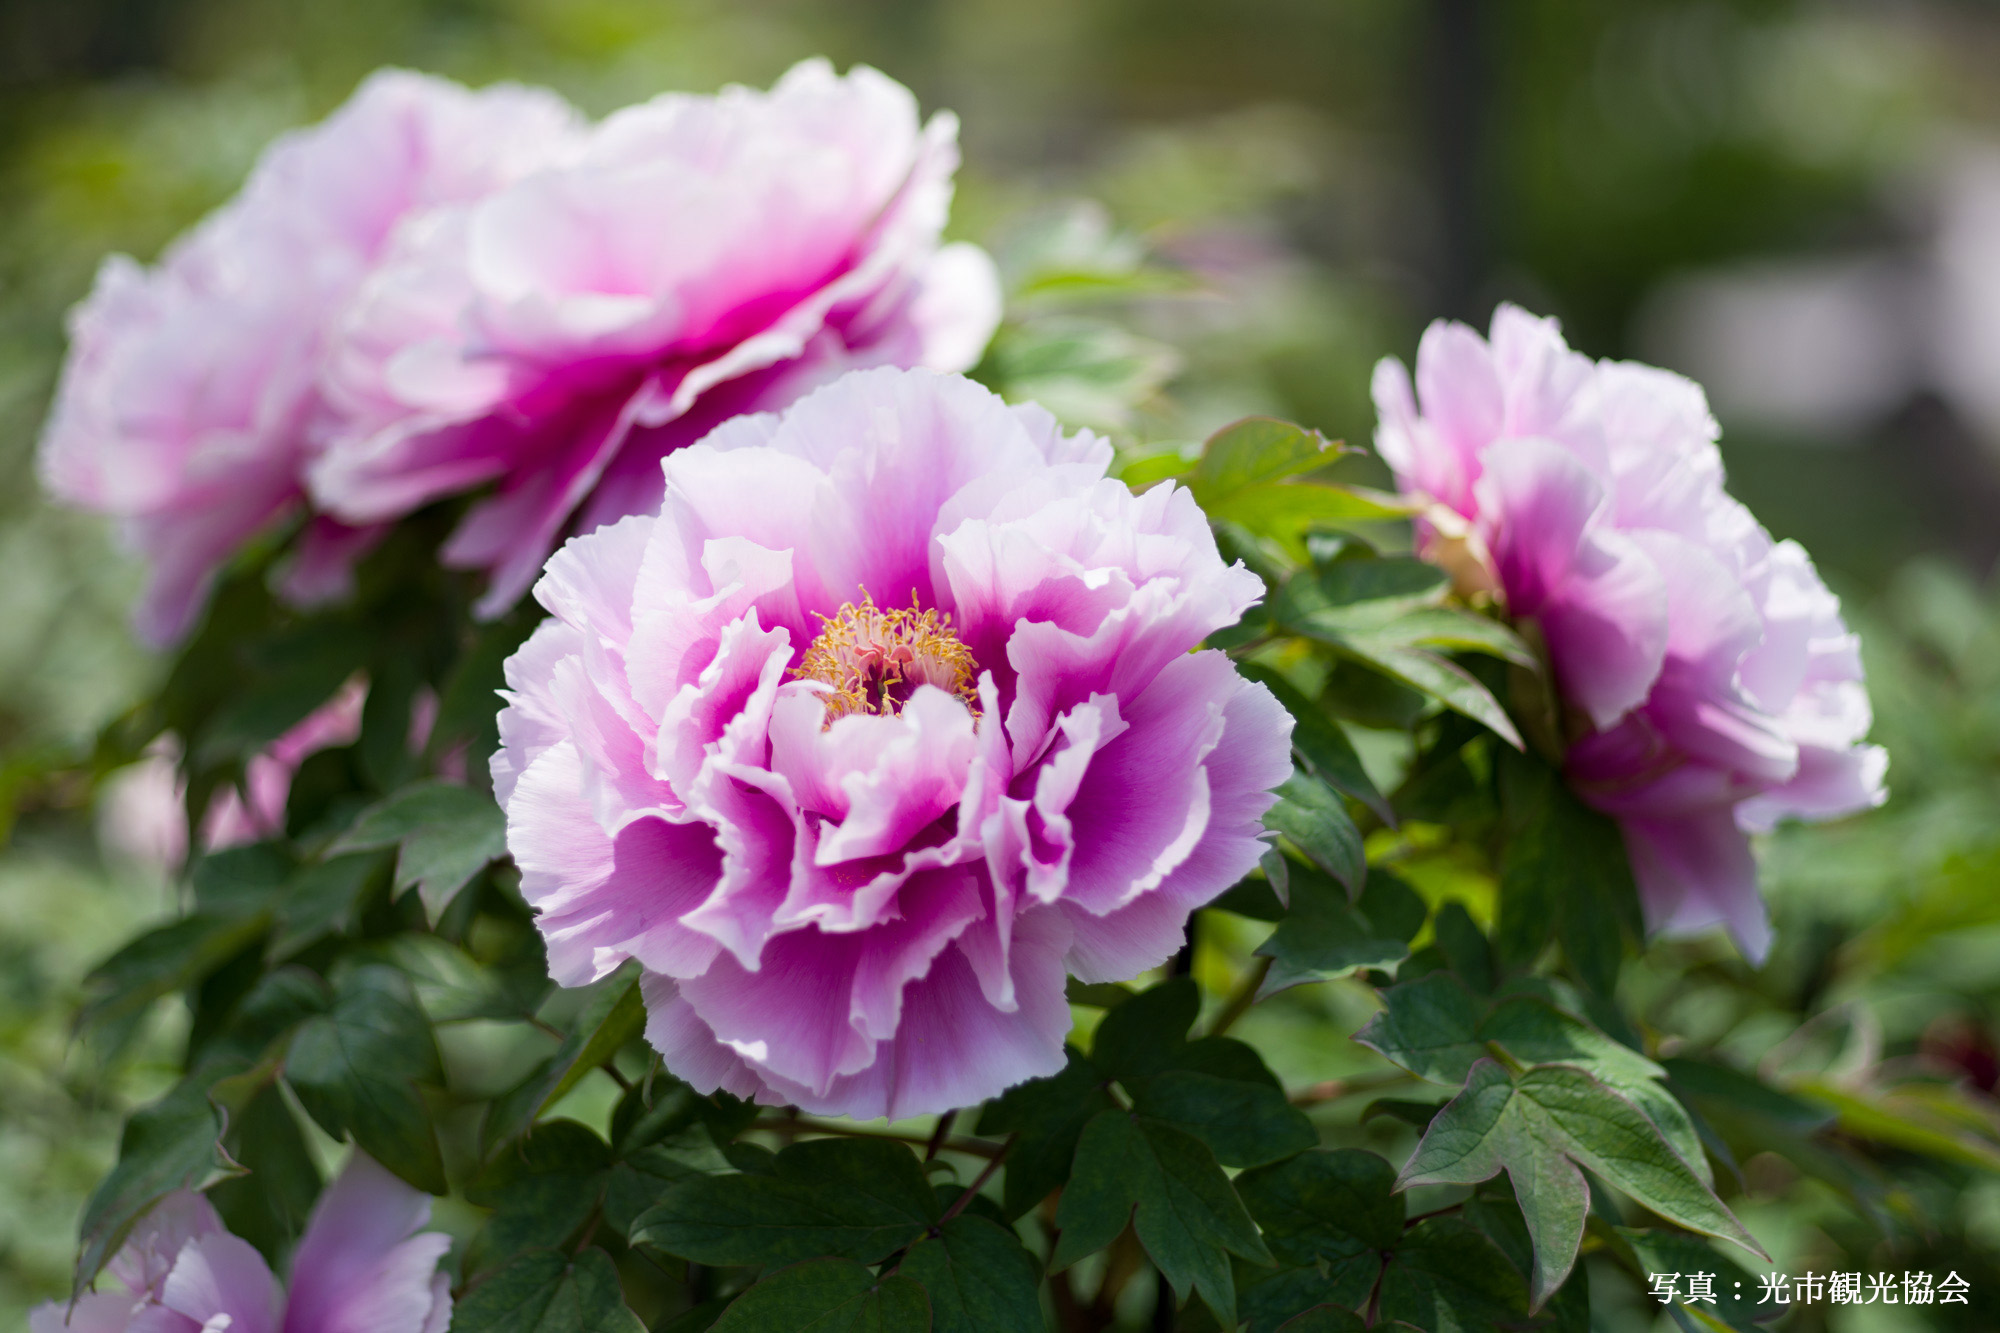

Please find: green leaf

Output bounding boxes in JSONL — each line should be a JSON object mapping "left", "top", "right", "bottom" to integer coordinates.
{"left": 983, "top": 317, "right": 1176, "bottom": 430}
{"left": 485, "top": 968, "right": 645, "bottom": 1152}
{"left": 1088, "top": 977, "right": 1201, "bottom": 1083}
{"left": 1234, "top": 664, "right": 1393, "bottom": 824}
{"left": 1255, "top": 866, "right": 1427, "bottom": 997}
{"left": 1264, "top": 769, "right": 1365, "bottom": 896}
{"left": 602, "top": 1124, "right": 736, "bottom": 1237}
{"left": 1373, "top": 1218, "right": 1530, "bottom": 1333}
{"left": 1188, "top": 417, "right": 1344, "bottom": 506}
{"left": 189, "top": 843, "right": 296, "bottom": 914}
{"left": 270, "top": 852, "right": 390, "bottom": 960}
{"left": 1357, "top": 976, "right": 1711, "bottom": 1187}
{"left": 1235, "top": 1150, "right": 1399, "bottom": 1332}
{"left": 466, "top": 1121, "right": 613, "bottom": 1266}
{"left": 74, "top": 1076, "right": 238, "bottom": 1294}
{"left": 284, "top": 964, "right": 446, "bottom": 1193}
{"left": 1132, "top": 1069, "right": 1318, "bottom": 1169}
{"left": 1273, "top": 1308, "right": 1377, "bottom": 1333}
{"left": 1494, "top": 751, "right": 1640, "bottom": 994}
{"left": 207, "top": 1082, "right": 322, "bottom": 1263}
{"left": 631, "top": 1137, "right": 939, "bottom": 1267}
{"left": 975, "top": 1046, "right": 1116, "bottom": 1217}
{"left": 193, "top": 633, "right": 366, "bottom": 767}
{"left": 900, "top": 1215, "right": 1043, "bottom": 1333}
{"left": 79, "top": 911, "right": 271, "bottom": 1036}
{"left": 709, "top": 1260, "right": 929, "bottom": 1333}
{"left": 1330, "top": 641, "right": 1522, "bottom": 750}
{"left": 1351, "top": 972, "right": 1487, "bottom": 1083}
{"left": 451, "top": 1247, "right": 645, "bottom": 1333}
{"left": 1398, "top": 1060, "right": 1762, "bottom": 1309}
{"left": 1208, "top": 482, "right": 1405, "bottom": 538}
{"left": 1085, "top": 977, "right": 1314, "bottom": 1167}
{"left": 1051, "top": 1110, "right": 1272, "bottom": 1328}
{"left": 328, "top": 779, "right": 507, "bottom": 920}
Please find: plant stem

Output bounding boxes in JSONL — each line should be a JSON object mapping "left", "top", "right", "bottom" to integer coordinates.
{"left": 924, "top": 1108, "right": 960, "bottom": 1160}
{"left": 1207, "top": 956, "right": 1273, "bottom": 1037}
{"left": 935, "top": 1135, "right": 1013, "bottom": 1226}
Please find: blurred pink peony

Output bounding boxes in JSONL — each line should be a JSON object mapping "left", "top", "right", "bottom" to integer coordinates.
{"left": 38, "top": 71, "right": 581, "bottom": 646}
{"left": 1374, "top": 304, "right": 1887, "bottom": 961}
{"left": 311, "top": 58, "right": 1002, "bottom": 619}
{"left": 29, "top": 1153, "right": 451, "bottom": 1333}
{"left": 492, "top": 368, "right": 1289, "bottom": 1117}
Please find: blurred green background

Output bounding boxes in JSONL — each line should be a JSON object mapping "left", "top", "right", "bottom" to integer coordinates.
{"left": 7, "top": 2, "right": 2000, "bottom": 1328}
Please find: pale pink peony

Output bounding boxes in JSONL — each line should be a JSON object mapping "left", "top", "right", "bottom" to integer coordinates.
{"left": 492, "top": 368, "right": 1289, "bottom": 1117}
{"left": 311, "top": 58, "right": 1003, "bottom": 620}
{"left": 1373, "top": 304, "right": 1887, "bottom": 961}
{"left": 29, "top": 1153, "right": 452, "bottom": 1333}
{"left": 38, "top": 70, "right": 581, "bottom": 645}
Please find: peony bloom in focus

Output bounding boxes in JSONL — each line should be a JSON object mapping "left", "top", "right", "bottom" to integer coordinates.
{"left": 312, "top": 58, "right": 1003, "bottom": 620}
{"left": 492, "top": 368, "right": 1289, "bottom": 1117}
{"left": 38, "top": 71, "right": 581, "bottom": 645}
{"left": 1373, "top": 304, "right": 1887, "bottom": 960}
{"left": 29, "top": 1153, "right": 452, "bottom": 1333}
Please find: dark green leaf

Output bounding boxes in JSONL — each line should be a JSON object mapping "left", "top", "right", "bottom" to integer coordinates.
{"left": 1351, "top": 972, "right": 1487, "bottom": 1084}
{"left": 1272, "top": 1308, "right": 1374, "bottom": 1333}
{"left": 189, "top": 843, "right": 296, "bottom": 914}
{"left": 271, "top": 852, "right": 390, "bottom": 960}
{"left": 451, "top": 1247, "right": 644, "bottom": 1333}
{"left": 1051, "top": 1111, "right": 1271, "bottom": 1328}
{"left": 80, "top": 912, "right": 271, "bottom": 1036}
{"left": 603, "top": 1125, "right": 735, "bottom": 1236}
{"left": 1088, "top": 978, "right": 1201, "bottom": 1084}
{"left": 1263, "top": 770, "right": 1365, "bottom": 896}
{"left": 193, "top": 634, "right": 366, "bottom": 768}
{"left": 709, "top": 1260, "right": 929, "bottom": 1333}
{"left": 74, "top": 1077, "right": 237, "bottom": 1294}
{"left": 1398, "top": 1060, "right": 1761, "bottom": 1309}
{"left": 1430, "top": 902, "right": 1494, "bottom": 994}
{"left": 328, "top": 779, "right": 507, "bottom": 920}
{"left": 207, "top": 1082, "right": 322, "bottom": 1263}
{"left": 632, "top": 1137, "right": 938, "bottom": 1267}
{"left": 1256, "top": 866, "right": 1426, "bottom": 997}
{"left": 484, "top": 968, "right": 645, "bottom": 1152}
{"left": 975, "top": 1046, "right": 1115, "bottom": 1218}
{"left": 1494, "top": 752, "right": 1640, "bottom": 995}
{"left": 467, "top": 1121, "right": 613, "bottom": 1265}
{"left": 900, "top": 1215, "right": 1042, "bottom": 1333}
{"left": 1374, "top": 1218, "right": 1530, "bottom": 1333}
{"left": 1235, "top": 664, "right": 1393, "bottom": 824}
{"left": 1235, "top": 1150, "right": 1399, "bottom": 1332}
{"left": 1132, "top": 1069, "right": 1317, "bottom": 1168}
{"left": 284, "top": 964, "right": 446, "bottom": 1193}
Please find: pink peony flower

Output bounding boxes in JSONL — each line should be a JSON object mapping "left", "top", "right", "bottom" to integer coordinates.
{"left": 491, "top": 368, "right": 1289, "bottom": 1117}
{"left": 1373, "top": 304, "right": 1887, "bottom": 961}
{"left": 38, "top": 71, "right": 581, "bottom": 645}
{"left": 29, "top": 1153, "right": 452, "bottom": 1333}
{"left": 311, "top": 59, "right": 1003, "bottom": 620}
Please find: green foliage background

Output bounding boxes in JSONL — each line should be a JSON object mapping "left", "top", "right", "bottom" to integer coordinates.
{"left": 6, "top": 2, "right": 2000, "bottom": 1330}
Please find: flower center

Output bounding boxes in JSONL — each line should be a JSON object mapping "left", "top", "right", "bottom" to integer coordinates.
{"left": 793, "top": 592, "right": 979, "bottom": 724}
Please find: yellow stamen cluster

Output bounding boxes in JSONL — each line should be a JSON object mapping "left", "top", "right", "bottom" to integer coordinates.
{"left": 793, "top": 591, "right": 980, "bottom": 725}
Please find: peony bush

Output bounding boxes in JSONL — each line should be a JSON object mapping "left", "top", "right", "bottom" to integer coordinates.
{"left": 31, "top": 57, "right": 1969, "bottom": 1333}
